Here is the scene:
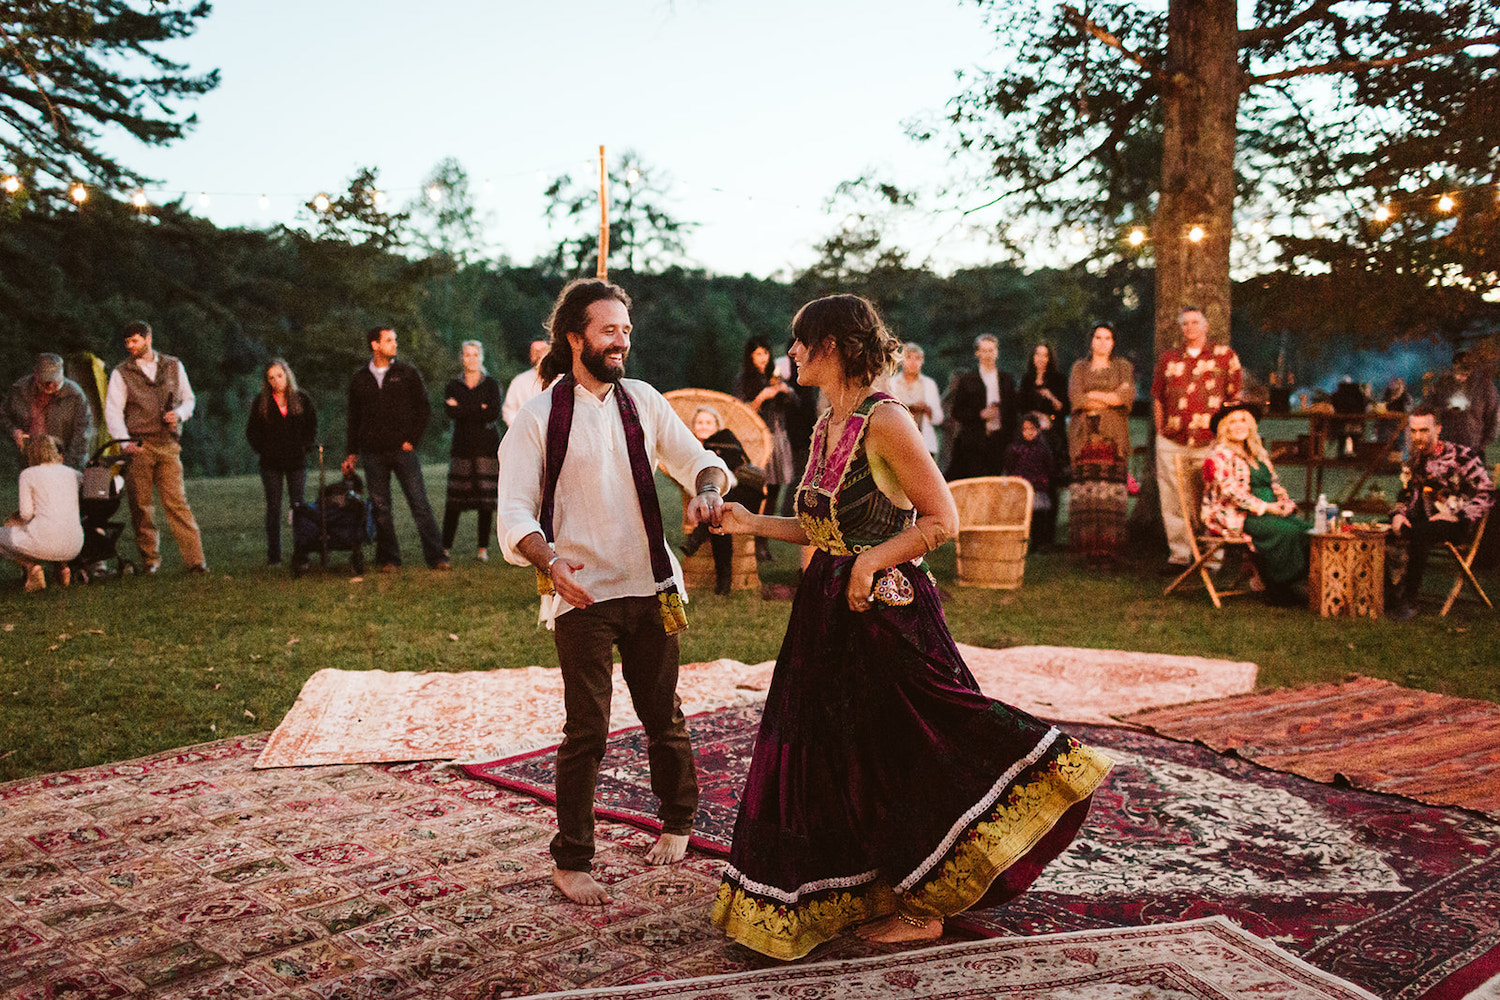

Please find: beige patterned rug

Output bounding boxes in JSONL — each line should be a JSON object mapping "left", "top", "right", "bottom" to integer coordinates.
{"left": 521, "top": 916, "right": 1377, "bottom": 1000}
{"left": 959, "top": 644, "right": 1259, "bottom": 726}
{"left": 255, "top": 659, "right": 776, "bottom": 769}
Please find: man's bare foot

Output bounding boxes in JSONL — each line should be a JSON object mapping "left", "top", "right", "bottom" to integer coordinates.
{"left": 854, "top": 913, "right": 943, "bottom": 943}
{"left": 552, "top": 867, "right": 610, "bottom": 905}
{"left": 644, "top": 832, "right": 689, "bottom": 865}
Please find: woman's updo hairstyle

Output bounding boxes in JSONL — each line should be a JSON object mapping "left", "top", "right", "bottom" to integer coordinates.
{"left": 791, "top": 294, "right": 900, "bottom": 386}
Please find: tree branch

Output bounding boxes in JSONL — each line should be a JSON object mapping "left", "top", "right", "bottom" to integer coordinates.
{"left": 1248, "top": 32, "right": 1500, "bottom": 85}
{"left": 1062, "top": 4, "right": 1166, "bottom": 81}
{"left": 1238, "top": 0, "right": 1336, "bottom": 48}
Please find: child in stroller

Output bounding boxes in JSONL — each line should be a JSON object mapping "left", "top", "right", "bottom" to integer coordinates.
{"left": 72, "top": 438, "right": 136, "bottom": 582}
{"left": 291, "top": 471, "right": 374, "bottom": 577}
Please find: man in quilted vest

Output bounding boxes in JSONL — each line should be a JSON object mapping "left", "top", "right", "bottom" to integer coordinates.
{"left": 103, "top": 321, "right": 207, "bottom": 574}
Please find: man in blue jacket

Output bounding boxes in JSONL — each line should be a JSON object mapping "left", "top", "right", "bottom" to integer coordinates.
{"left": 342, "top": 327, "right": 449, "bottom": 572}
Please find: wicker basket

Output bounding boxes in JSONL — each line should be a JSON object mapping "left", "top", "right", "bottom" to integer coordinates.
{"left": 949, "top": 476, "right": 1035, "bottom": 589}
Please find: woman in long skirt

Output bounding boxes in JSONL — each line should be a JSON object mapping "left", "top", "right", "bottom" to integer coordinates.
{"left": 710, "top": 295, "right": 1113, "bottom": 960}
{"left": 442, "top": 341, "right": 501, "bottom": 562}
{"left": 1067, "top": 323, "right": 1134, "bottom": 564}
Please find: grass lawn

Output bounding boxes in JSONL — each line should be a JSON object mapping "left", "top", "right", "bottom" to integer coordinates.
{"left": 2, "top": 450, "right": 1497, "bottom": 783}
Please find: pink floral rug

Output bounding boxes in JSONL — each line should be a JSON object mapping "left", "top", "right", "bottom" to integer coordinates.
{"left": 958, "top": 644, "right": 1258, "bottom": 725}
{"left": 254, "top": 659, "right": 776, "bottom": 769}
{"left": 521, "top": 916, "right": 1377, "bottom": 1000}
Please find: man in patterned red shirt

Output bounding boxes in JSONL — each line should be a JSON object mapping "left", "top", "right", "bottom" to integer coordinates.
{"left": 1152, "top": 306, "right": 1242, "bottom": 570}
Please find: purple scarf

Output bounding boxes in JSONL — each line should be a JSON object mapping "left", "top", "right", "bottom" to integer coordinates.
{"left": 537, "top": 375, "right": 686, "bottom": 634}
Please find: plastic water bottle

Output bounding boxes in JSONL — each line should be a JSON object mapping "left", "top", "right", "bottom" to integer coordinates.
{"left": 1314, "top": 494, "right": 1328, "bottom": 533}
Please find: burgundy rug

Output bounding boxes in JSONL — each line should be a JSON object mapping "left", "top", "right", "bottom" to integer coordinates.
{"left": 458, "top": 704, "right": 760, "bottom": 857}
{"left": 464, "top": 706, "right": 1500, "bottom": 1000}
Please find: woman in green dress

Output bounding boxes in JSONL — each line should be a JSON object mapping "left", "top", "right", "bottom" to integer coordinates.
{"left": 1201, "top": 402, "right": 1310, "bottom": 606}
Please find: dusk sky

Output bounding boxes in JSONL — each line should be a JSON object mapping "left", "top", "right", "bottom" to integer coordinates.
{"left": 104, "top": 0, "right": 1003, "bottom": 278}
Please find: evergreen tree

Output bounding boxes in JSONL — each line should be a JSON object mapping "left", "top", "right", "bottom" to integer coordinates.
{"left": 0, "top": 1, "right": 217, "bottom": 204}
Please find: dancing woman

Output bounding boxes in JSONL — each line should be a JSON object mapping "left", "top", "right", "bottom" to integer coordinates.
{"left": 709, "top": 294, "right": 1113, "bottom": 960}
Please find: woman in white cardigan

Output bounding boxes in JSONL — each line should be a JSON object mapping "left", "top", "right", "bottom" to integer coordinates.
{"left": 1, "top": 435, "right": 83, "bottom": 591}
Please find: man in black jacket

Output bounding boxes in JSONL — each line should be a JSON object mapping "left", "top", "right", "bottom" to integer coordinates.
{"left": 342, "top": 327, "right": 449, "bottom": 571}
{"left": 945, "top": 333, "right": 1017, "bottom": 480}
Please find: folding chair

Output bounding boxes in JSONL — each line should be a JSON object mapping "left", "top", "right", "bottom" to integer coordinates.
{"left": 1437, "top": 462, "right": 1497, "bottom": 617}
{"left": 1163, "top": 454, "right": 1257, "bottom": 609}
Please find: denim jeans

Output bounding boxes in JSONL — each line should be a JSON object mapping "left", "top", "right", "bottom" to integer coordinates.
{"left": 361, "top": 450, "right": 445, "bottom": 568}
{"left": 259, "top": 464, "right": 306, "bottom": 564}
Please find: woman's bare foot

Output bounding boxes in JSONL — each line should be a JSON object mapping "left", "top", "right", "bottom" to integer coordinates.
{"left": 854, "top": 913, "right": 943, "bottom": 943}
{"left": 552, "top": 867, "right": 610, "bottom": 905}
{"left": 58, "top": 565, "right": 70, "bottom": 587}
{"left": 644, "top": 832, "right": 689, "bottom": 865}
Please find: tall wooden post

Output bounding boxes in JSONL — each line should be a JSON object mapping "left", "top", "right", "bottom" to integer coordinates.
{"left": 596, "top": 145, "right": 609, "bottom": 280}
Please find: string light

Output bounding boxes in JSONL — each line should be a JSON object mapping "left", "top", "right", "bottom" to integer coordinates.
{"left": 1373, "top": 204, "right": 1392, "bottom": 222}
{"left": 196, "top": 191, "right": 211, "bottom": 209}
{"left": 130, "top": 189, "right": 149, "bottom": 209}
{"left": 1, "top": 175, "right": 19, "bottom": 194}
{"left": 371, "top": 189, "right": 387, "bottom": 208}
{"left": 1187, "top": 225, "right": 1205, "bottom": 243}
{"left": 1437, "top": 194, "right": 1455, "bottom": 212}
{"left": 258, "top": 194, "right": 270, "bottom": 212}
{"left": 1310, "top": 213, "right": 1325, "bottom": 229}
{"left": 69, "top": 183, "right": 87, "bottom": 204}
{"left": 425, "top": 185, "right": 444, "bottom": 204}
{"left": 625, "top": 167, "right": 642, "bottom": 186}
{"left": 312, "top": 192, "right": 330, "bottom": 213}
{"left": 1127, "top": 228, "right": 1146, "bottom": 246}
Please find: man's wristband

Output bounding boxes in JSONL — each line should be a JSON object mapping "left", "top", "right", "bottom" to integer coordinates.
{"left": 545, "top": 554, "right": 560, "bottom": 574}
{"left": 697, "top": 483, "right": 721, "bottom": 496}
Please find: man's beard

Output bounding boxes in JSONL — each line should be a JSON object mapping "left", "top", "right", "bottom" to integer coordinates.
{"left": 580, "top": 342, "right": 626, "bottom": 383}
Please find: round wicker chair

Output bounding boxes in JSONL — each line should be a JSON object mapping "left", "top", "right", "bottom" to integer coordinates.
{"left": 662, "top": 389, "right": 772, "bottom": 593}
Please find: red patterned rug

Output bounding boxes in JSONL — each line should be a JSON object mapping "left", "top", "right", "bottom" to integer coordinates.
{"left": 458, "top": 704, "right": 759, "bottom": 857}
{"left": 523, "top": 916, "right": 1377, "bottom": 999}
{"left": 464, "top": 707, "right": 1500, "bottom": 1000}
{"left": 1123, "top": 675, "right": 1500, "bottom": 817}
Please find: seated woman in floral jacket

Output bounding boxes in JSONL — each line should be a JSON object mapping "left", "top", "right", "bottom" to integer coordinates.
{"left": 1201, "top": 402, "right": 1310, "bottom": 606}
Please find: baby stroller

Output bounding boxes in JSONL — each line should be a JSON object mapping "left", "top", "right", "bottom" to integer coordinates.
{"left": 291, "top": 445, "right": 374, "bottom": 577}
{"left": 72, "top": 438, "right": 137, "bottom": 583}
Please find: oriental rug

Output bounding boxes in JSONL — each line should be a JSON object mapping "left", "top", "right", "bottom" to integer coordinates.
{"left": 459, "top": 704, "right": 762, "bottom": 857}
{"left": 1123, "top": 675, "right": 1500, "bottom": 817}
{"left": 466, "top": 706, "right": 1500, "bottom": 1000}
{"left": 523, "top": 916, "right": 1377, "bottom": 1000}
{"left": 254, "top": 659, "right": 776, "bottom": 769}
{"left": 958, "top": 643, "right": 1259, "bottom": 725}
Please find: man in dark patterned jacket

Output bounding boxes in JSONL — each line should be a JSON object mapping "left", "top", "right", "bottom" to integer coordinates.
{"left": 1386, "top": 404, "right": 1494, "bottom": 621}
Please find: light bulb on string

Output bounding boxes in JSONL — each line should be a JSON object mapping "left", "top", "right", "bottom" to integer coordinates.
{"left": 69, "top": 183, "right": 87, "bottom": 204}
{"left": 1438, "top": 194, "right": 1455, "bottom": 212}
{"left": 312, "top": 192, "right": 331, "bottom": 213}
{"left": 258, "top": 194, "right": 270, "bottom": 212}
{"left": 1248, "top": 220, "right": 1267, "bottom": 236}
{"left": 1127, "top": 228, "right": 1146, "bottom": 247}
{"left": 426, "top": 185, "right": 444, "bottom": 204}
{"left": 1187, "top": 225, "right": 1205, "bottom": 243}
{"left": 625, "top": 167, "right": 641, "bottom": 186}
{"left": 130, "top": 189, "right": 149, "bottom": 209}
{"left": 371, "top": 189, "right": 387, "bottom": 209}
{"left": 2, "top": 175, "right": 20, "bottom": 194}
{"left": 1310, "top": 213, "right": 1325, "bottom": 230}
{"left": 1374, "top": 204, "right": 1392, "bottom": 222}
{"left": 1069, "top": 227, "right": 1086, "bottom": 245}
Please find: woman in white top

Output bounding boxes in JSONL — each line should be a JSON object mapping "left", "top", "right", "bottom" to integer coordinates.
{"left": 887, "top": 342, "right": 944, "bottom": 457}
{"left": 1, "top": 435, "right": 84, "bottom": 591}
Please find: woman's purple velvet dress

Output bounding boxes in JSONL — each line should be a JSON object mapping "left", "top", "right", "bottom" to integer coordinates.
{"left": 710, "top": 394, "right": 1113, "bottom": 960}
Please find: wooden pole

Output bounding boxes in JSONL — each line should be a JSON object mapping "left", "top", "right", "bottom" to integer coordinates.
{"left": 596, "top": 145, "right": 609, "bottom": 279}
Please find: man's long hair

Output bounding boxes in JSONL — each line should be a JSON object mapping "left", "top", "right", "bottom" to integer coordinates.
{"left": 539, "top": 279, "right": 632, "bottom": 383}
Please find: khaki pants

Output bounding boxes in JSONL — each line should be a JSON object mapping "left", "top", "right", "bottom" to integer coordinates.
{"left": 124, "top": 436, "right": 205, "bottom": 569}
{"left": 1156, "top": 434, "right": 1209, "bottom": 566}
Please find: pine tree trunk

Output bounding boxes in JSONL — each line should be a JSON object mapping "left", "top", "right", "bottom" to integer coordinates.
{"left": 1154, "top": 0, "right": 1241, "bottom": 355}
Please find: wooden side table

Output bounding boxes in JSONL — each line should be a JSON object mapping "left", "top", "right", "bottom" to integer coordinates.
{"left": 1308, "top": 530, "right": 1386, "bottom": 618}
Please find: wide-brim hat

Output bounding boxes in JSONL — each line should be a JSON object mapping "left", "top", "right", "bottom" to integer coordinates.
{"left": 1210, "top": 399, "right": 1263, "bottom": 435}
